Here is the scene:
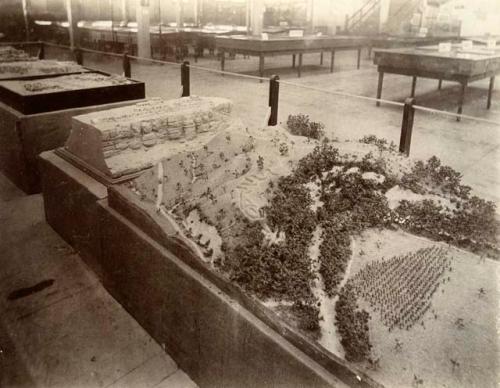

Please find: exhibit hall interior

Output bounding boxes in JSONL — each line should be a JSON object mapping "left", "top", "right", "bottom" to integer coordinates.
{"left": 0, "top": 0, "right": 499, "bottom": 387}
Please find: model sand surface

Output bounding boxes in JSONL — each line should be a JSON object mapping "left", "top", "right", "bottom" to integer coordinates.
{"left": 0, "top": 60, "right": 86, "bottom": 79}
{"left": 0, "top": 73, "right": 133, "bottom": 95}
{"left": 71, "top": 97, "right": 498, "bottom": 388}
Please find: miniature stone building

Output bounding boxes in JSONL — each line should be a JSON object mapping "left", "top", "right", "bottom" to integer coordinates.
{"left": 62, "top": 96, "right": 236, "bottom": 180}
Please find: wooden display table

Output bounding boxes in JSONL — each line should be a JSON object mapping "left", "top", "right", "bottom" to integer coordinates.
{"left": 373, "top": 45, "right": 500, "bottom": 115}
{"left": 216, "top": 35, "right": 371, "bottom": 78}
{"left": 0, "top": 71, "right": 144, "bottom": 193}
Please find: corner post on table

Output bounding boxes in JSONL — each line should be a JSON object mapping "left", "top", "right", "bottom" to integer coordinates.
{"left": 399, "top": 97, "right": 416, "bottom": 157}
{"left": 376, "top": 70, "right": 384, "bottom": 107}
{"left": 123, "top": 51, "right": 131, "bottom": 78}
{"left": 268, "top": 75, "right": 280, "bottom": 126}
{"left": 438, "top": 79, "right": 442, "bottom": 90}
{"left": 292, "top": 54, "right": 296, "bottom": 68}
{"left": 320, "top": 51, "right": 323, "bottom": 65}
{"left": 487, "top": 76, "right": 495, "bottom": 109}
{"left": 357, "top": 47, "right": 362, "bottom": 69}
{"left": 181, "top": 61, "right": 190, "bottom": 97}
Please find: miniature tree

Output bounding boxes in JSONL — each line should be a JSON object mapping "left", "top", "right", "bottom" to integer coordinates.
{"left": 279, "top": 143, "right": 289, "bottom": 156}
{"left": 257, "top": 155, "right": 264, "bottom": 170}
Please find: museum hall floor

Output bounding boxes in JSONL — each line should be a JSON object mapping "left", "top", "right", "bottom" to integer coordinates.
{"left": 0, "top": 174, "right": 198, "bottom": 387}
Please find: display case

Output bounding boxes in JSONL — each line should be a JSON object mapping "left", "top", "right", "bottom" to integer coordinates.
{"left": 0, "top": 71, "right": 145, "bottom": 114}
{"left": 0, "top": 59, "right": 88, "bottom": 80}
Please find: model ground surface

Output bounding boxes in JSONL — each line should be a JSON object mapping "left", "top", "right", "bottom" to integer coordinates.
{"left": 76, "top": 95, "right": 500, "bottom": 388}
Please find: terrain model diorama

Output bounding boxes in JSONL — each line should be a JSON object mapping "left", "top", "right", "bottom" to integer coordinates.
{"left": 64, "top": 96, "right": 235, "bottom": 179}
{"left": 0, "top": 59, "right": 86, "bottom": 79}
{"left": 0, "top": 73, "right": 133, "bottom": 95}
{"left": 0, "top": 46, "right": 35, "bottom": 62}
{"left": 71, "top": 97, "right": 499, "bottom": 388}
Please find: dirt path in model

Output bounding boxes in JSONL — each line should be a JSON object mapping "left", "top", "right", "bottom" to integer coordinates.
{"left": 309, "top": 226, "right": 356, "bottom": 358}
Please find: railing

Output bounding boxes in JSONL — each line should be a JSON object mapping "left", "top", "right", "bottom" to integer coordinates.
{"left": 1, "top": 40, "right": 499, "bottom": 159}
{"left": 344, "top": 0, "right": 381, "bottom": 33}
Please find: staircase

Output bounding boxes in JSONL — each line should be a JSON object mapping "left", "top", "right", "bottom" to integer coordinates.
{"left": 343, "top": 0, "right": 381, "bottom": 34}
{"left": 382, "top": 0, "right": 421, "bottom": 35}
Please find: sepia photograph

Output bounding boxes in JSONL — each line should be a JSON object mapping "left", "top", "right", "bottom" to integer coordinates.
{"left": 0, "top": 0, "right": 498, "bottom": 387}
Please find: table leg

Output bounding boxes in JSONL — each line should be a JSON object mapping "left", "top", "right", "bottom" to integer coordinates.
{"left": 357, "top": 47, "right": 361, "bottom": 69}
{"left": 298, "top": 53, "right": 303, "bottom": 78}
{"left": 411, "top": 76, "right": 417, "bottom": 97}
{"left": 220, "top": 50, "right": 225, "bottom": 73}
{"left": 438, "top": 79, "right": 442, "bottom": 90}
{"left": 367, "top": 46, "right": 372, "bottom": 59}
{"left": 292, "top": 54, "right": 296, "bottom": 68}
{"left": 259, "top": 54, "right": 265, "bottom": 82}
{"left": 457, "top": 81, "right": 467, "bottom": 121}
{"left": 330, "top": 50, "right": 335, "bottom": 73}
{"left": 487, "top": 76, "right": 495, "bottom": 109}
{"left": 320, "top": 51, "right": 323, "bottom": 65}
{"left": 376, "top": 71, "right": 384, "bottom": 107}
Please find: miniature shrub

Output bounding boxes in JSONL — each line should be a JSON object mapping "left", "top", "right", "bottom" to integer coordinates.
{"left": 318, "top": 223, "right": 351, "bottom": 297}
{"left": 335, "top": 283, "right": 372, "bottom": 362}
{"left": 395, "top": 197, "right": 498, "bottom": 255}
{"left": 287, "top": 114, "right": 325, "bottom": 140}
{"left": 401, "top": 156, "right": 471, "bottom": 199}
{"left": 359, "top": 135, "right": 397, "bottom": 153}
{"left": 291, "top": 300, "right": 321, "bottom": 334}
{"left": 226, "top": 175, "right": 318, "bottom": 303}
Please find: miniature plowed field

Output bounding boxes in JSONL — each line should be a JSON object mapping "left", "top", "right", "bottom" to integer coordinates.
{"left": 1, "top": 73, "right": 132, "bottom": 95}
{"left": 0, "top": 60, "right": 86, "bottom": 79}
{"left": 117, "top": 104, "right": 498, "bottom": 388}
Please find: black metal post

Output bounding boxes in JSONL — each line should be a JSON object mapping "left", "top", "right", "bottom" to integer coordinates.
{"left": 73, "top": 48, "right": 83, "bottom": 65}
{"left": 399, "top": 98, "right": 415, "bottom": 156}
{"left": 123, "top": 52, "right": 131, "bottom": 78}
{"left": 181, "top": 61, "right": 190, "bottom": 97}
{"left": 268, "top": 75, "right": 280, "bottom": 126}
{"left": 37, "top": 42, "right": 45, "bottom": 60}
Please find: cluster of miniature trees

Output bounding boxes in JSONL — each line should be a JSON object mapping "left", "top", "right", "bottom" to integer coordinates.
{"left": 223, "top": 144, "right": 395, "bottom": 340}
{"left": 286, "top": 114, "right": 325, "bottom": 140}
{"left": 350, "top": 246, "right": 452, "bottom": 330}
{"left": 335, "top": 283, "right": 372, "bottom": 362}
{"left": 397, "top": 156, "right": 498, "bottom": 257}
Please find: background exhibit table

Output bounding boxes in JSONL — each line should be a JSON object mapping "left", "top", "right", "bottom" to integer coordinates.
{"left": 216, "top": 35, "right": 370, "bottom": 78}
{"left": 373, "top": 45, "right": 500, "bottom": 115}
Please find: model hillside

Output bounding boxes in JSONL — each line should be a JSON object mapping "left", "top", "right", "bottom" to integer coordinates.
{"left": 121, "top": 99, "right": 498, "bottom": 388}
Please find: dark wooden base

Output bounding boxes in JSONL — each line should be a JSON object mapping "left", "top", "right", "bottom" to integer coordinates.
{"left": 39, "top": 151, "right": 107, "bottom": 277}
{"left": 0, "top": 71, "right": 145, "bottom": 115}
{"left": 39, "top": 151, "right": 380, "bottom": 388}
